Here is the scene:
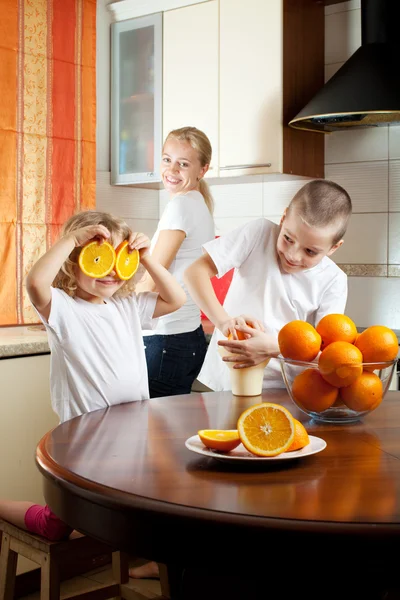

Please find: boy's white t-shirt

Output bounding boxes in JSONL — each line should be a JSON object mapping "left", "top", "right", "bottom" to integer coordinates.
{"left": 37, "top": 287, "right": 158, "bottom": 423}
{"left": 144, "top": 190, "right": 215, "bottom": 336}
{"left": 198, "top": 218, "right": 348, "bottom": 391}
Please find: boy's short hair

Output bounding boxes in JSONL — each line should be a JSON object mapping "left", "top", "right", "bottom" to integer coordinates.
{"left": 53, "top": 210, "right": 144, "bottom": 298}
{"left": 287, "top": 179, "right": 352, "bottom": 245}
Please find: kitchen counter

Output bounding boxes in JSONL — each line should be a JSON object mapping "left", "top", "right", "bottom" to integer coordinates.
{"left": 0, "top": 325, "right": 50, "bottom": 358}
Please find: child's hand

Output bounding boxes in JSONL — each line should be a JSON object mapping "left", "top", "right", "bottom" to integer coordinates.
{"left": 69, "top": 225, "right": 110, "bottom": 248}
{"left": 127, "top": 232, "right": 151, "bottom": 258}
{"left": 220, "top": 314, "right": 265, "bottom": 339}
{"left": 218, "top": 329, "right": 279, "bottom": 368}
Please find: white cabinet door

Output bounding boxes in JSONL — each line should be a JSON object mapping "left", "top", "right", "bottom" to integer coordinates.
{"left": 219, "top": 0, "right": 283, "bottom": 176}
{"left": 163, "top": 1, "right": 219, "bottom": 176}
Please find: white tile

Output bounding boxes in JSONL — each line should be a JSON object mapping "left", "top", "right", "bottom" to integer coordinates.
{"left": 325, "top": 62, "right": 343, "bottom": 82}
{"left": 389, "top": 160, "right": 400, "bottom": 211}
{"left": 389, "top": 212, "right": 400, "bottom": 264}
{"left": 325, "top": 162, "right": 389, "bottom": 213}
{"left": 124, "top": 218, "right": 159, "bottom": 239}
{"left": 159, "top": 189, "right": 169, "bottom": 214}
{"left": 389, "top": 126, "right": 400, "bottom": 159}
{"left": 333, "top": 213, "right": 388, "bottom": 264}
{"left": 96, "top": 171, "right": 159, "bottom": 219}
{"left": 262, "top": 180, "right": 308, "bottom": 215}
{"left": 325, "top": 128, "right": 388, "bottom": 164}
{"left": 325, "top": 1, "right": 360, "bottom": 16}
{"left": 325, "top": 8, "right": 361, "bottom": 65}
{"left": 346, "top": 277, "right": 400, "bottom": 329}
{"left": 214, "top": 215, "right": 261, "bottom": 236}
{"left": 210, "top": 182, "right": 263, "bottom": 218}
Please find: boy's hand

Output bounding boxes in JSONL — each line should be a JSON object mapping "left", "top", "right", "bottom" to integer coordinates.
{"left": 70, "top": 225, "right": 110, "bottom": 248}
{"left": 218, "top": 328, "right": 279, "bottom": 368}
{"left": 128, "top": 232, "right": 150, "bottom": 258}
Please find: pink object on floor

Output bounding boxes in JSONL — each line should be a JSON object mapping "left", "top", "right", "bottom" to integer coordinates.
{"left": 24, "top": 504, "right": 73, "bottom": 541}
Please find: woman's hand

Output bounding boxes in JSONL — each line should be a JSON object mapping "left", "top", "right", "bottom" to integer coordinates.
{"left": 217, "top": 325, "right": 279, "bottom": 369}
{"left": 219, "top": 314, "right": 265, "bottom": 339}
{"left": 128, "top": 232, "right": 151, "bottom": 258}
{"left": 69, "top": 225, "right": 111, "bottom": 248}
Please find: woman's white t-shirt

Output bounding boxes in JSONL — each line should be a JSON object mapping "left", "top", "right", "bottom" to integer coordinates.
{"left": 37, "top": 288, "right": 158, "bottom": 422}
{"left": 198, "top": 218, "right": 348, "bottom": 391}
{"left": 144, "top": 190, "right": 215, "bottom": 336}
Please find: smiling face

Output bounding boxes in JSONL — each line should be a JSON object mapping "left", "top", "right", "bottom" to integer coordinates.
{"left": 75, "top": 235, "right": 126, "bottom": 303}
{"left": 161, "top": 137, "right": 208, "bottom": 196}
{"left": 276, "top": 207, "right": 343, "bottom": 273}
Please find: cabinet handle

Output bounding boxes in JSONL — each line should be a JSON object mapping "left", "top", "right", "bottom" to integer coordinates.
{"left": 220, "top": 163, "right": 272, "bottom": 171}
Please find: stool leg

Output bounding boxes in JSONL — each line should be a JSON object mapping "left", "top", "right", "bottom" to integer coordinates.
{"left": 40, "top": 554, "right": 60, "bottom": 600}
{"left": 0, "top": 533, "right": 18, "bottom": 600}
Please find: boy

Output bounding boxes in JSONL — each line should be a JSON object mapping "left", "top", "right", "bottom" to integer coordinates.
{"left": 184, "top": 179, "right": 352, "bottom": 391}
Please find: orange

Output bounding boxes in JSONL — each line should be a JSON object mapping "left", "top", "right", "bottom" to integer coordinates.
{"left": 354, "top": 325, "right": 398, "bottom": 365}
{"left": 198, "top": 430, "right": 241, "bottom": 452}
{"left": 316, "top": 313, "right": 358, "bottom": 349}
{"left": 292, "top": 368, "right": 338, "bottom": 412}
{"left": 278, "top": 320, "right": 321, "bottom": 362}
{"left": 318, "top": 341, "right": 363, "bottom": 388}
{"left": 115, "top": 240, "right": 140, "bottom": 280}
{"left": 78, "top": 241, "right": 116, "bottom": 278}
{"left": 340, "top": 371, "right": 383, "bottom": 412}
{"left": 227, "top": 322, "right": 253, "bottom": 341}
{"left": 237, "top": 402, "right": 295, "bottom": 457}
{"left": 286, "top": 419, "right": 310, "bottom": 451}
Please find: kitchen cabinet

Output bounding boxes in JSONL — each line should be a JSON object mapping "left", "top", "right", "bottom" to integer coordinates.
{"left": 163, "top": 1, "right": 219, "bottom": 176}
{"left": 111, "top": 13, "right": 163, "bottom": 184}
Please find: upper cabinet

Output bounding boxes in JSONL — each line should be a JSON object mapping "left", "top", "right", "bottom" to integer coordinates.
{"left": 111, "top": 13, "right": 163, "bottom": 184}
{"left": 110, "top": 0, "right": 325, "bottom": 184}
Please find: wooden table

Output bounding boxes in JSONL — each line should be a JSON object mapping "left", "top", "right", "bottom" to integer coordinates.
{"left": 36, "top": 390, "right": 400, "bottom": 599}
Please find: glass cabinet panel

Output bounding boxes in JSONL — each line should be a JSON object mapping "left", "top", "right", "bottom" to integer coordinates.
{"left": 111, "top": 13, "right": 162, "bottom": 184}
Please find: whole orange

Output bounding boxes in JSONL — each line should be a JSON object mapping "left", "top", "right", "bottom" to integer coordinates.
{"left": 318, "top": 341, "right": 363, "bottom": 388}
{"left": 227, "top": 322, "right": 254, "bottom": 341}
{"left": 354, "top": 325, "right": 398, "bottom": 364}
{"left": 316, "top": 313, "right": 358, "bottom": 349}
{"left": 278, "top": 320, "right": 321, "bottom": 362}
{"left": 291, "top": 368, "right": 338, "bottom": 413}
{"left": 340, "top": 371, "right": 383, "bottom": 412}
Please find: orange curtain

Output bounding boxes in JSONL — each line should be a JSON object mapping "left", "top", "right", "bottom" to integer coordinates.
{"left": 0, "top": 0, "right": 96, "bottom": 325}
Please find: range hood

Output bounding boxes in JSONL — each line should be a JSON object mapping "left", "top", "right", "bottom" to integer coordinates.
{"left": 289, "top": 0, "right": 400, "bottom": 133}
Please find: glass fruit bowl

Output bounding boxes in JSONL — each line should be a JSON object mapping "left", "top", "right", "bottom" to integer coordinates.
{"left": 279, "top": 356, "right": 397, "bottom": 423}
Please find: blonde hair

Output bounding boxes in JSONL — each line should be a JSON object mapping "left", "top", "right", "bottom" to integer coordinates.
{"left": 53, "top": 210, "right": 145, "bottom": 298}
{"left": 288, "top": 179, "right": 352, "bottom": 245}
{"left": 164, "top": 126, "right": 214, "bottom": 214}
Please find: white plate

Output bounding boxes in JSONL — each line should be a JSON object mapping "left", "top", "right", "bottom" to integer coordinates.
{"left": 185, "top": 435, "right": 326, "bottom": 464}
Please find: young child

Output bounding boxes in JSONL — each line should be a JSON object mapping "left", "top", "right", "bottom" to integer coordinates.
{"left": 0, "top": 210, "right": 186, "bottom": 541}
{"left": 138, "top": 126, "right": 215, "bottom": 398}
{"left": 184, "top": 179, "right": 352, "bottom": 391}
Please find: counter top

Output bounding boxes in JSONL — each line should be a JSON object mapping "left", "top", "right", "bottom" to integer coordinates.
{"left": 0, "top": 325, "right": 50, "bottom": 358}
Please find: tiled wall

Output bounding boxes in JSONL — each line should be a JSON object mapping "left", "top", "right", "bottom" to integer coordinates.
{"left": 96, "top": 0, "right": 400, "bottom": 329}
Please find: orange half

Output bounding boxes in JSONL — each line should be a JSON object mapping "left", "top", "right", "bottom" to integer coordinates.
{"left": 115, "top": 241, "right": 140, "bottom": 280}
{"left": 78, "top": 241, "right": 116, "bottom": 278}
{"left": 198, "top": 429, "right": 241, "bottom": 452}
{"left": 237, "top": 402, "right": 295, "bottom": 457}
{"left": 286, "top": 419, "right": 310, "bottom": 452}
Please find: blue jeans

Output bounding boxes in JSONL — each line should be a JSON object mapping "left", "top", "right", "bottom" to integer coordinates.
{"left": 144, "top": 325, "right": 208, "bottom": 398}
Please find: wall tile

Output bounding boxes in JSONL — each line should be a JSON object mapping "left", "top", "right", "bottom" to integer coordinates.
{"left": 332, "top": 213, "right": 388, "bottom": 264}
{"left": 210, "top": 182, "right": 263, "bottom": 218}
{"left": 325, "top": 1, "right": 360, "bottom": 16}
{"left": 325, "top": 8, "right": 361, "bottom": 65}
{"left": 96, "top": 172, "right": 159, "bottom": 219}
{"left": 214, "top": 215, "right": 261, "bottom": 236}
{"left": 389, "top": 126, "right": 400, "bottom": 159}
{"left": 262, "top": 180, "right": 307, "bottom": 215}
{"left": 325, "top": 128, "right": 388, "bottom": 164}
{"left": 123, "top": 218, "right": 159, "bottom": 239}
{"left": 389, "top": 212, "right": 400, "bottom": 264}
{"left": 325, "top": 162, "right": 389, "bottom": 213}
{"left": 389, "top": 160, "right": 400, "bottom": 211}
{"left": 346, "top": 276, "right": 400, "bottom": 329}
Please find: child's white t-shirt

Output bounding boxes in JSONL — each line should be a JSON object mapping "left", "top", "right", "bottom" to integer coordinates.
{"left": 198, "top": 218, "right": 348, "bottom": 391}
{"left": 144, "top": 190, "right": 215, "bottom": 336}
{"left": 37, "top": 288, "right": 158, "bottom": 423}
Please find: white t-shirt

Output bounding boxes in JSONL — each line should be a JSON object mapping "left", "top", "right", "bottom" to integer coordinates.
{"left": 144, "top": 190, "right": 215, "bottom": 336}
{"left": 37, "top": 288, "right": 158, "bottom": 423}
{"left": 198, "top": 218, "right": 348, "bottom": 391}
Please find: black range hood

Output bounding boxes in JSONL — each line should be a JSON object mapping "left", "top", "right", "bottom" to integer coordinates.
{"left": 289, "top": 0, "right": 400, "bottom": 133}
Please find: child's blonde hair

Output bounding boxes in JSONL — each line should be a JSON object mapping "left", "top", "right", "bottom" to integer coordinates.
{"left": 164, "top": 126, "right": 214, "bottom": 214}
{"left": 288, "top": 179, "right": 352, "bottom": 245}
{"left": 53, "top": 210, "right": 144, "bottom": 298}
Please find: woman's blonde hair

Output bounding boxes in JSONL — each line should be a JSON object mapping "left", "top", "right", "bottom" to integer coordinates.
{"left": 164, "top": 126, "right": 214, "bottom": 214}
{"left": 53, "top": 210, "right": 145, "bottom": 298}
